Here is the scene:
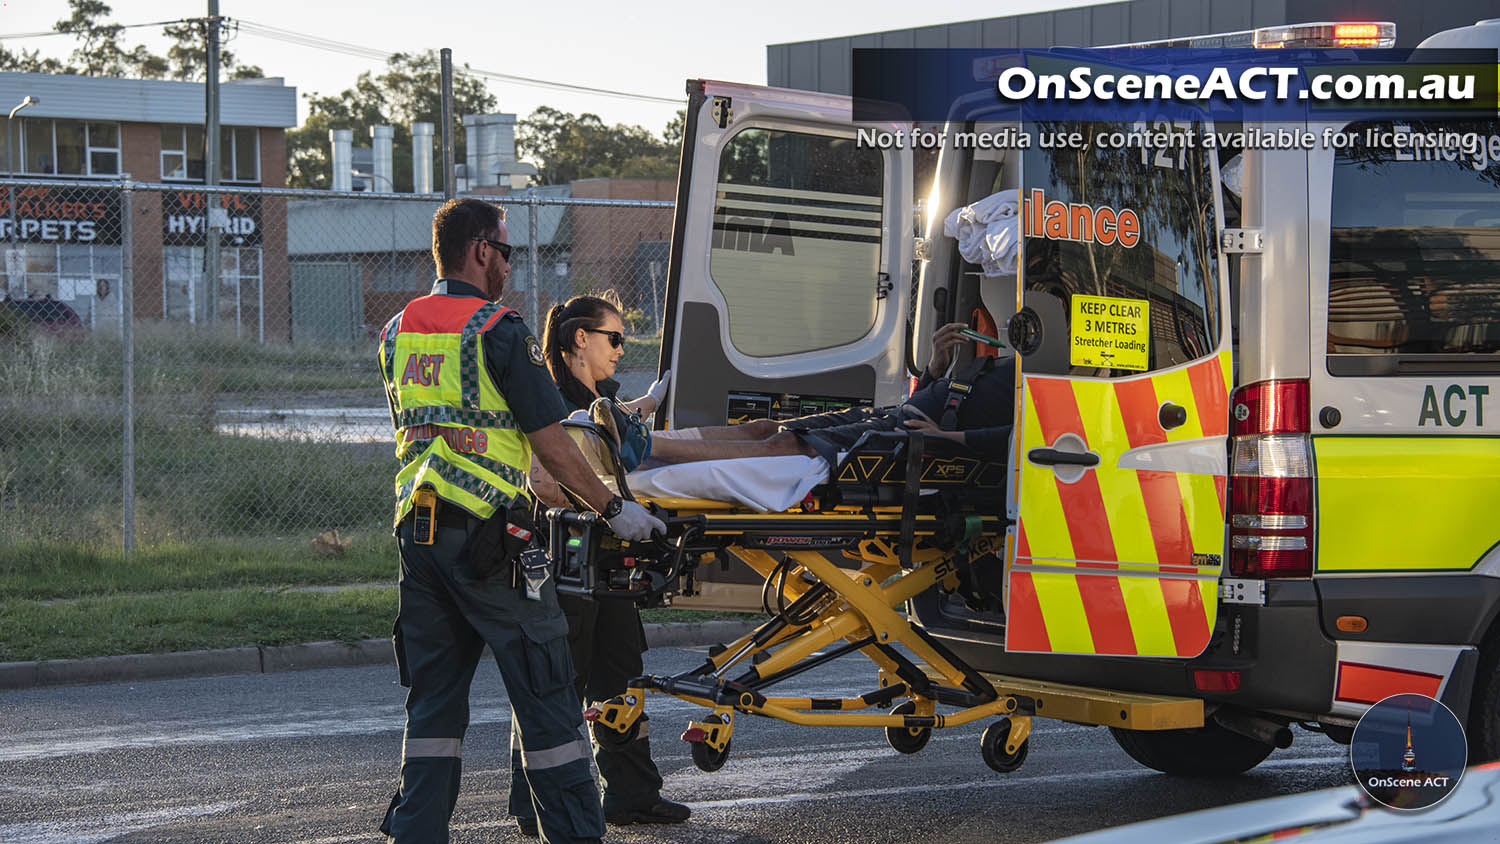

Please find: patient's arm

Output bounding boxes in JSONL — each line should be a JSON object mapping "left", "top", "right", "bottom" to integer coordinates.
{"left": 903, "top": 418, "right": 1011, "bottom": 454}
{"left": 902, "top": 417, "right": 966, "bottom": 445}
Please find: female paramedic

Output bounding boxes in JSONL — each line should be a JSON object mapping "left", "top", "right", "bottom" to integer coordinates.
{"left": 508, "top": 294, "right": 688, "bottom": 834}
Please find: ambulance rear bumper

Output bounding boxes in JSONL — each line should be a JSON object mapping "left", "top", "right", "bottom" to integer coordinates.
{"left": 918, "top": 579, "right": 1337, "bottom": 716}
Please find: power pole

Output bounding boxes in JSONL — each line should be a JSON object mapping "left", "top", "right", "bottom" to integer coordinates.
{"left": 204, "top": 0, "right": 221, "bottom": 327}
{"left": 440, "top": 49, "right": 454, "bottom": 199}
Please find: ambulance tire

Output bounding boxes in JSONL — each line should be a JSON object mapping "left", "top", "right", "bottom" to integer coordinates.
{"left": 1468, "top": 626, "right": 1500, "bottom": 763}
{"left": 885, "top": 701, "right": 933, "bottom": 754}
{"left": 1109, "top": 722, "right": 1273, "bottom": 777}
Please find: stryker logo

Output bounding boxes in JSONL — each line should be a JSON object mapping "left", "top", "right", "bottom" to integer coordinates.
{"left": 713, "top": 210, "right": 795, "bottom": 255}
{"left": 1022, "top": 188, "right": 1140, "bottom": 248}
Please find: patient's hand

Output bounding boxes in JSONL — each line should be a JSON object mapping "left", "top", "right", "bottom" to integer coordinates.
{"left": 903, "top": 417, "right": 966, "bottom": 445}
{"left": 927, "top": 322, "right": 970, "bottom": 378}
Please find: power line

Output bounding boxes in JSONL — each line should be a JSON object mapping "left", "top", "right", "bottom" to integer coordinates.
{"left": 233, "top": 19, "right": 685, "bottom": 105}
{"left": 0, "top": 17, "right": 686, "bottom": 107}
{"left": 0, "top": 19, "right": 196, "bottom": 40}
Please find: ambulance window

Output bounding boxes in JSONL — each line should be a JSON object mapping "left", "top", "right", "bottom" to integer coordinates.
{"left": 1020, "top": 121, "right": 1221, "bottom": 376}
{"left": 1328, "top": 119, "right": 1500, "bottom": 375}
{"left": 710, "top": 128, "right": 884, "bottom": 357}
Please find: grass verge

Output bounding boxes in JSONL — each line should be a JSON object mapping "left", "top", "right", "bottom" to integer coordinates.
{"left": 0, "top": 586, "right": 398, "bottom": 663}
{"left": 0, "top": 582, "right": 759, "bottom": 663}
{"left": 0, "top": 537, "right": 393, "bottom": 601}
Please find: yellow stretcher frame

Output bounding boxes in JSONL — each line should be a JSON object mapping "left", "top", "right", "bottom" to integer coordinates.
{"left": 583, "top": 496, "right": 1205, "bottom": 775}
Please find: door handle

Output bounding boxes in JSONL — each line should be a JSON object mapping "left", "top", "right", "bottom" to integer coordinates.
{"left": 1027, "top": 448, "right": 1100, "bottom": 467}
{"left": 1158, "top": 402, "right": 1188, "bottom": 430}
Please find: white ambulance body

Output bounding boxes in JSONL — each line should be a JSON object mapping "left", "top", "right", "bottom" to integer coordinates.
{"left": 657, "top": 18, "right": 1500, "bottom": 773}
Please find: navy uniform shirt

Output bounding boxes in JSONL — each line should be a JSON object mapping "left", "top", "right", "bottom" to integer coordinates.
{"left": 430, "top": 279, "right": 568, "bottom": 434}
{"left": 904, "top": 355, "right": 1016, "bottom": 454}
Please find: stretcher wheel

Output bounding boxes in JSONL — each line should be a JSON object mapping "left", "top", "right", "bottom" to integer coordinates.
{"left": 592, "top": 718, "right": 639, "bottom": 750}
{"left": 885, "top": 701, "right": 932, "bottom": 754}
{"left": 980, "top": 719, "right": 1029, "bottom": 773}
{"left": 690, "top": 715, "right": 731, "bottom": 773}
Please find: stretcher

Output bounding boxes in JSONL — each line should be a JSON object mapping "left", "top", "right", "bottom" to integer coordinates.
{"left": 548, "top": 421, "right": 1204, "bottom": 774}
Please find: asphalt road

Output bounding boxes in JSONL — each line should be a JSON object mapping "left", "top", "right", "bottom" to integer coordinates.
{"left": 0, "top": 646, "right": 1354, "bottom": 843}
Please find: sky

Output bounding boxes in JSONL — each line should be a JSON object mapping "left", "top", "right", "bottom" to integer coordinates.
{"left": 0, "top": 0, "right": 1098, "bottom": 135}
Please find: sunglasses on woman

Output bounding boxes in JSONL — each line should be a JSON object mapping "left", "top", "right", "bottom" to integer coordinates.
{"left": 585, "top": 328, "right": 626, "bottom": 348}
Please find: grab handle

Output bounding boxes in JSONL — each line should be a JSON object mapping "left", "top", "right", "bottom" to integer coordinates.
{"left": 1027, "top": 448, "right": 1100, "bottom": 468}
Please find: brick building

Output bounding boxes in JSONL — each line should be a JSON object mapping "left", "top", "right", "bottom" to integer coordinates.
{"left": 0, "top": 72, "right": 295, "bottom": 338}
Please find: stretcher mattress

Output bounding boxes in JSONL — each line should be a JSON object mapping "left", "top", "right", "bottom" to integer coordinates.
{"left": 626, "top": 455, "right": 827, "bottom": 513}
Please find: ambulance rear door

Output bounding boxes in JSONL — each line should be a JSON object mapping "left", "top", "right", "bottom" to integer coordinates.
{"left": 1006, "top": 119, "right": 1232, "bottom": 658}
{"left": 658, "top": 80, "right": 914, "bottom": 430}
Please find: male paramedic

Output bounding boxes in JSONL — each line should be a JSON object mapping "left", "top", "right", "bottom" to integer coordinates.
{"left": 377, "top": 197, "right": 665, "bottom": 844}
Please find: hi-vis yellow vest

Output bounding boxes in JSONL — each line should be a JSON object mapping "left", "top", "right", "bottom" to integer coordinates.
{"left": 379, "top": 294, "right": 531, "bottom": 526}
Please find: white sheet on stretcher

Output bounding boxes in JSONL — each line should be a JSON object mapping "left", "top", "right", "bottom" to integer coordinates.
{"left": 626, "top": 455, "right": 828, "bottom": 513}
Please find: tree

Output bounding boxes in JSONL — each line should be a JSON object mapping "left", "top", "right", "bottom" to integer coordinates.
{"left": 52, "top": 0, "right": 166, "bottom": 78}
{"left": 284, "top": 51, "right": 496, "bottom": 191}
{"left": 0, "top": 0, "right": 259, "bottom": 81}
{"left": 0, "top": 45, "right": 69, "bottom": 75}
{"left": 517, "top": 106, "right": 678, "bottom": 185}
{"left": 163, "top": 20, "right": 264, "bottom": 81}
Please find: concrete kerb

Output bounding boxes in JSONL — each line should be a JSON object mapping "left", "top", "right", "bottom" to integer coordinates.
{"left": 0, "top": 619, "right": 760, "bottom": 691}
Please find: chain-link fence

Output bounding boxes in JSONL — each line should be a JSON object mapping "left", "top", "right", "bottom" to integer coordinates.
{"left": 0, "top": 178, "right": 673, "bottom": 553}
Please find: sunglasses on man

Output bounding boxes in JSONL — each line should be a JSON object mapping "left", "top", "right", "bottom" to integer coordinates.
{"left": 585, "top": 328, "right": 626, "bottom": 349}
{"left": 474, "top": 237, "right": 512, "bottom": 262}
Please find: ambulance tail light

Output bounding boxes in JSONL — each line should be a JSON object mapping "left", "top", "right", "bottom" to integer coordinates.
{"left": 1251, "top": 22, "right": 1396, "bottom": 49}
{"left": 1228, "top": 380, "right": 1314, "bottom": 578}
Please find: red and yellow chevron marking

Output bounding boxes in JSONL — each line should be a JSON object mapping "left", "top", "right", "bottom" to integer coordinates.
{"left": 1006, "top": 351, "right": 1231, "bottom": 658}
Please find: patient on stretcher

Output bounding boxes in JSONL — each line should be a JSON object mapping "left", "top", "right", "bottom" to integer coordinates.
{"left": 648, "top": 321, "right": 1015, "bottom": 470}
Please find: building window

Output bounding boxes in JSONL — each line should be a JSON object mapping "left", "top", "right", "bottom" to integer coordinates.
{"left": 163, "top": 245, "right": 264, "bottom": 341}
{"left": 11, "top": 119, "right": 121, "bottom": 177}
{"left": 709, "top": 127, "right": 885, "bottom": 357}
{"left": 161, "top": 125, "right": 260, "bottom": 183}
{"left": 0, "top": 243, "right": 122, "bottom": 329}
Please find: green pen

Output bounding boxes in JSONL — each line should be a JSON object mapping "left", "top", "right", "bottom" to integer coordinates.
{"left": 957, "top": 327, "right": 1007, "bottom": 348}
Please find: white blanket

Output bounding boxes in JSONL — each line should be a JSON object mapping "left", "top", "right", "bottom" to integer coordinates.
{"left": 944, "top": 192, "right": 1019, "bottom": 277}
{"left": 627, "top": 455, "right": 828, "bottom": 513}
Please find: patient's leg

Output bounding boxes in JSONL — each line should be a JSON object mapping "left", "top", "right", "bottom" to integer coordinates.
{"left": 648, "top": 430, "right": 814, "bottom": 464}
{"left": 654, "top": 418, "right": 779, "bottom": 442}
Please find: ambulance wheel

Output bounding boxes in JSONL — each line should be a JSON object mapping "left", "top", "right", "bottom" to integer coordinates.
{"left": 1109, "top": 721, "right": 1273, "bottom": 777}
{"left": 592, "top": 718, "right": 639, "bottom": 750}
{"left": 980, "top": 719, "right": 1029, "bottom": 773}
{"left": 885, "top": 701, "right": 933, "bottom": 754}
{"left": 690, "top": 715, "right": 731, "bottom": 773}
{"left": 1468, "top": 624, "right": 1500, "bottom": 763}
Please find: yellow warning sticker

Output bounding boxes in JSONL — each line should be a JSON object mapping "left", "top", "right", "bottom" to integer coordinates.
{"left": 1071, "top": 294, "right": 1149, "bottom": 371}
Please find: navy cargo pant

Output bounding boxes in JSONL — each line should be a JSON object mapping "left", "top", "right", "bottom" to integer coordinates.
{"left": 380, "top": 518, "right": 604, "bottom": 844}
{"left": 509, "top": 594, "right": 665, "bottom": 821}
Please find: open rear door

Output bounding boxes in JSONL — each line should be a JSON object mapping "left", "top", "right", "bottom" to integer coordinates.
{"left": 1005, "top": 120, "right": 1231, "bottom": 658}
{"left": 659, "top": 80, "right": 914, "bottom": 430}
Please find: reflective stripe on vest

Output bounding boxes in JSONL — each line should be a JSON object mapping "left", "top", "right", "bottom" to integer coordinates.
{"left": 381, "top": 294, "right": 531, "bottom": 524}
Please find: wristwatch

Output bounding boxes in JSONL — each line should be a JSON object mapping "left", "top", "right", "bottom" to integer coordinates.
{"left": 600, "top": 495, "right": 624, "bottom": 520}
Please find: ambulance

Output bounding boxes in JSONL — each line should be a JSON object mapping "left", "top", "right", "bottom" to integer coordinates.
{"left": 655, "top": 18, "right": 1500, "bottom": 775}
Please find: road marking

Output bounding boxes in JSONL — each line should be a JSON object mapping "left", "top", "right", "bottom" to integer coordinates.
{"left": 0, "top": 800, "right": 243, "bottom": 844}
{"left": 283, "top": 755, "right": 1350, "bottom": 839}
{"left": 681, "top": 755, "right": 1345, "bottom": 810}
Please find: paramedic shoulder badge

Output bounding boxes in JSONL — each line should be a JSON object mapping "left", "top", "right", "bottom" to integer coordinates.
{"left": 525, "top": 336, "right": 545, "bottom": 366}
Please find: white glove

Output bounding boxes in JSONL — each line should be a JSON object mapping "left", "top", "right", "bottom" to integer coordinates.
{"left": 646, "top": 369, "right": 673, "bottom": 408}
{"left": 606, "top": 500, "right": 666, "bottom": 542}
